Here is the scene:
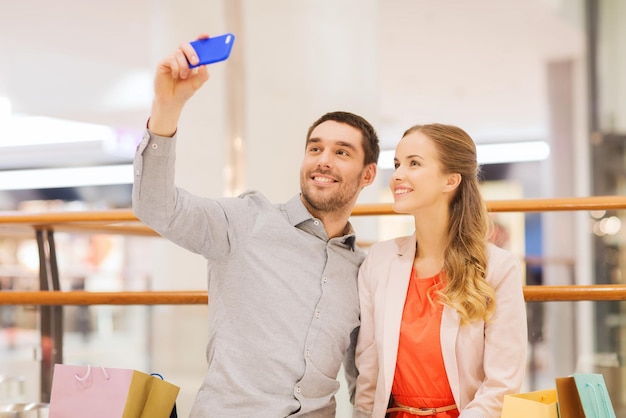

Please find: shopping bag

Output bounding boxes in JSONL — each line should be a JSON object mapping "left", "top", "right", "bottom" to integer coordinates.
{"left": 556, "top": 373, "right": 616, "bottom": 418}
{"left": 48, "top": 364, "right": 179, "bottom": 418}
{"left": 501, "top": 388, "right": 558, "bottom": 418}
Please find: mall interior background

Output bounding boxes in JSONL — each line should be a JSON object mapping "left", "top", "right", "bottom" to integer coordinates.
{"left": 1, "top": 0, "right": 626, "bottom": 416}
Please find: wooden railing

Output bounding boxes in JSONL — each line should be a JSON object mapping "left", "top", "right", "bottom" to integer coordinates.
{"left": 2, "top": 284, "right": 626, "bottom": 304}
{"left": 2, "top": 195, "right": 626, "bottom": 305}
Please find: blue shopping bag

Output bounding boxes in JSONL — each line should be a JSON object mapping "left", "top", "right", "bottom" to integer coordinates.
{"left": 556, "top": 373, "right": 616, "bottom": 418}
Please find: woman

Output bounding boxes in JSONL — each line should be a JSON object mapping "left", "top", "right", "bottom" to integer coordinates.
{"left": 353, "top": 124, "right": 527, "bottom": 418}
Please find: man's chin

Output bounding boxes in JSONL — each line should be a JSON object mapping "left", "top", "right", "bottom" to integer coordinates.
{"left": 303, "top": 193, "right": 334, "bottom": 212}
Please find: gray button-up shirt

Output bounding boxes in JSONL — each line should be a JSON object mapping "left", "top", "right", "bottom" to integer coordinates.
{"left": 133, "top": 131, "right": 364, "bottom": 417}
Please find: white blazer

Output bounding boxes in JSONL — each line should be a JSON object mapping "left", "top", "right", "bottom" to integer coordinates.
{"left": 353, "top": 235, "right": 527, "bottom": 418}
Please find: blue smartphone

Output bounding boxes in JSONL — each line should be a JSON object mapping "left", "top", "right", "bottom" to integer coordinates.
{"left": 189, "top": 33, "right": 235, "bottom": 68}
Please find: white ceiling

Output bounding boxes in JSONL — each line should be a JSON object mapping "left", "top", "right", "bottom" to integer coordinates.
{"left": 0, "top": 0, "right": 585, "bottom": 169}
{"left": 377, "top": 0, "right": 584, "bottom": 143}
{"left": 0, "top": 0, "right": 153, "bottom": 127}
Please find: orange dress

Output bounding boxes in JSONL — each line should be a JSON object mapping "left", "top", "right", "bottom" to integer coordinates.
{"left": 388, "top": 268, "right": 459, "bottom": 418}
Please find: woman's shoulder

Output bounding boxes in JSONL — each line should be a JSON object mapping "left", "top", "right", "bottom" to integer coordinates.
{"left": 368, "top": 234, "right": 414, "bottom": 253}
{"left": 487, "top": 242, "right": 518, "bottom": 259}
{"left": 486, "top": 243, "right": 523, "bottom": 280}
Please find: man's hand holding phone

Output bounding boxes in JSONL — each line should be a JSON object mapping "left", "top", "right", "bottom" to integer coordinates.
{"left": 149, "top": 33, "right": 234, "bottom": 136}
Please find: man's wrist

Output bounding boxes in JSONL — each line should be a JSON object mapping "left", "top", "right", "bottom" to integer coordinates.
{"left": 147, "top": 101, "right": 183, "bottom": 137}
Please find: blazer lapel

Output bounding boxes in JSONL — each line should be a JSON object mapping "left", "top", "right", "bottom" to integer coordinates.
{"left": 382, "top": 235, "right": 416, "bottom": 395}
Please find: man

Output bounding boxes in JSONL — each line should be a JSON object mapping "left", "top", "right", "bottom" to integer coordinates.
{"left": 132, "top": 36, "right": 379, "bottom": 417}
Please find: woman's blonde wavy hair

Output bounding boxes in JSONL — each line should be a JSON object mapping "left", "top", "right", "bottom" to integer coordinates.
{"left": 402, "top": 123, "right": 496, "bottom": 324}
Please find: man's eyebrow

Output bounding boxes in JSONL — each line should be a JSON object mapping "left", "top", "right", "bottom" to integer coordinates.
{"left": 306, "top": 138, "right": 359, "bottom": 152}
{"left": 336, "top": 141, "right": 358, "bottom": 151}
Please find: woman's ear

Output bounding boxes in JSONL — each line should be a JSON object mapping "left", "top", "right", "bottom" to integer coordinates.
{"left": 444, "top": 172, "right": 462, "bottom": 192}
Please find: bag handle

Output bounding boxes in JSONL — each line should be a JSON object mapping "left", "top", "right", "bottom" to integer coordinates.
{"left": 150, "top": 373, "right": 178, "bottom": 418}
{"left": 595, "top": 382, "right": 612, "bottom": 418}
{"left": 74, "top": 365, "right": 110, "bottom": 383}
{"left": 585, "top": 382, "right": 609, "bottom": 418}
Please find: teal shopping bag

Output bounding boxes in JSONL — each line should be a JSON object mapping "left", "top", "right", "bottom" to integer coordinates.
{"left": 556, "top": 373, "right": 616, "bottom": 418}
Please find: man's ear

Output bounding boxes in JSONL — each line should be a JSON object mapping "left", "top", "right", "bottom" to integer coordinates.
{"left": 444, "top": 172, "right": 462, "bottom": 192}
{"left": 361, "top": 163, "right": 377, "bottom": 187}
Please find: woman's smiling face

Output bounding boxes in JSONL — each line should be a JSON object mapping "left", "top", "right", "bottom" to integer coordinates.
{"left": 390, "top": 130, "right": 455, "bottom": 215}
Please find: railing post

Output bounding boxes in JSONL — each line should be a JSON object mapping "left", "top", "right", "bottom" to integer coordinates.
{"left": 36, "top": 229, "right": 63, "bottom": 403}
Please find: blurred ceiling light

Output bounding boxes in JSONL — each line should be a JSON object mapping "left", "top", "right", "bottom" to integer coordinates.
{"left": 590, "top": 210, "right": 606, "bottom": 219}
{"left": 592, "top": 216, "right": 622, "bottom": 236}
{"left": 378, "top": 140, "right": 551, "bottom": 169}
{"left": 600, "top": 216, "right": 621, "bottom": 235}
{"left": 0, "top": 164, "right": 133, "bottom": 191}
{"left": 0, "top": 114, "right": 117, "bottom": 148}
{"left": 476, "top": 141, "right": 550, "bottom": 164}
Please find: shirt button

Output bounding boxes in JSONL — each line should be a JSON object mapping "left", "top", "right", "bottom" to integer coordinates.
{"left": 313, "top": 220, "right": 320, "bottom": 226}
{"left": 305, "top": 349, "right": 310, "bottom": 357}
{"left": 151, "top": 143, "right": 158, "bottom": 149}
{"left": 135, "top": 170, "right": 140, "bottom": 176}
{"left": 322, "top": 277, "right": 328, "bottom": 283}
{"left": 315, "top": 311, "right": 321, "bottom": 319}
{"left": 296, "top": 386, "right": 301, "bottom": 393}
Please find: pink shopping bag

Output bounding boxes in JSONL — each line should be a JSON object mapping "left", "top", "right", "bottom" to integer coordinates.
{"left": 48, "top": 364, "right": 179, "bottom": 418}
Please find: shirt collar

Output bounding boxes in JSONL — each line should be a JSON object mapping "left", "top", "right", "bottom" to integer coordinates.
{"left": 285, "top": 194, "right": 313, "bottom": 227}
{"left": 284, "top": 194, "right": 357, "bottom": 251}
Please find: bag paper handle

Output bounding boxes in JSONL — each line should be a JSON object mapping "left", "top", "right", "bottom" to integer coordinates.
{"left": 595, "top": 383, "right": 612, "bottom": 417}
{"left": 585, "top": 382, "right": 609, "bottom": 418}
{"left": 74, "top": 365, "right": 110, "bottom": 383}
